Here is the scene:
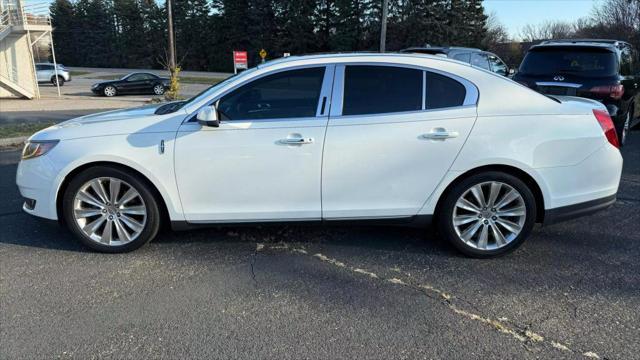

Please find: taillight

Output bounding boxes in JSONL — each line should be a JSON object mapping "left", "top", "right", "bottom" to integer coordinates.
{"left": 593, "top": 109, "right": 619, "bottom": 148}
{"left": 589, "top": 84, "right": 624, "bottom": 100}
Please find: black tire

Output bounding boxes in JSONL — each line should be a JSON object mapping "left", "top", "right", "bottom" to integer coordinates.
{"left": 103, "top": 85, "right": 117, "bottom": 97}
{"left": 437, "top": 171, "right": 537, "bottom": 258}
{"left": 62, "top": 166, "right": 161, "bottom": 253}
{"left": 51, "top": 75, "right": 65, "bottom": 86}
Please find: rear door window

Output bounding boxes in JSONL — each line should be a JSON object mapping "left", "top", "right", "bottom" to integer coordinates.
{"left": 519, "top": 47, "right": 618, "bottom": 77}
{"left": 342, "top": 65, "right": 423, "bottom": 116}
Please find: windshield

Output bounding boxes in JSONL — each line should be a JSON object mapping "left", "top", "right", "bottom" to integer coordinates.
{"left": 519, "top": 47, "right": 618, "bottom": 77}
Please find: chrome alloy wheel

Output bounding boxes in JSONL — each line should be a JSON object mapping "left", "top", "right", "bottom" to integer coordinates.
{"left": 153, "top": 85, "right": 165, "bottom": 95}
{"left": 73, "top": 177, "right": 147, "bottom": 246}
{"left": 104, "top": 86, "right": 116, "bottom": 97}
{"left": 452, "top": 181, "right": 526, "bottom": 251}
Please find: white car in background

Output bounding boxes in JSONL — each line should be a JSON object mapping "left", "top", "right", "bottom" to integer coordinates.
{"left": 35, "top": 63, "right": 70, "bottom": 86}
{"left": 16, "top": 53, "right": 623, "bottom": 257}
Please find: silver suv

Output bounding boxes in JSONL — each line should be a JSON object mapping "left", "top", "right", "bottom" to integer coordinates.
{"left": 35, "top": 63, "right": 71, "bottom": 86}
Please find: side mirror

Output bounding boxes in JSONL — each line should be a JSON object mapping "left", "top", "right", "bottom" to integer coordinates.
{"left": 508, "top": 68, "right": 515, "bottom": 76}
{"left": 197, "top": 106, "right": 220, "bottom": 127}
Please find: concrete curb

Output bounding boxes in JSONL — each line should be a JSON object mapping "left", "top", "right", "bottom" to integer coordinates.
{"left": 0, "top": 136, "right": 27, "bottom": 148}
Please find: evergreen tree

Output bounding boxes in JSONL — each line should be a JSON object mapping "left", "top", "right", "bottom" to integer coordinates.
{"left": 276, "top": 0, "right": 317, "bottom": 55}
{"left": 49, "top": 0, "right": 76, "bottom": 65}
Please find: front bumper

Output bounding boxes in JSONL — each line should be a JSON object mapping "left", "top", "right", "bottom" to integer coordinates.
{"left": 16, "top": 154, "right": 60, "bottom": 220}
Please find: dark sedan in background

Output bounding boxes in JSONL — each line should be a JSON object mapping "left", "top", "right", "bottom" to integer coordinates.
{"left": 91, "top": 73, "right": 170, "bottom": 97}
{"left": 513, "top": 39, "right": 640, "bottom": 145}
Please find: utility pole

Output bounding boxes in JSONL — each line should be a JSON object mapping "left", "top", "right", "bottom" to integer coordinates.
{"left": 167, "top": 0, "right": 176, "bottom": 73}
{"left": 380, "top": 0, "right": 389, "bottom": 52}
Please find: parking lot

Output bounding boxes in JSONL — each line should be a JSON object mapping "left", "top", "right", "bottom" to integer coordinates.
{"left": 0, "top": 126, "right": 639, "bottom": 359}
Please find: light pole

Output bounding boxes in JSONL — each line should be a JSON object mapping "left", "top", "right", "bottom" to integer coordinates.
{"left": 380, "top": 0, "right": 389, "bottom": 52}
{"left": 167, "top": 0, "right": 176, "bottom": 73}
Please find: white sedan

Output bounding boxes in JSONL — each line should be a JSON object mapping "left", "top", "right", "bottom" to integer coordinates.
{"left": 16, "top": 54, "right": 623, "bottom": 257}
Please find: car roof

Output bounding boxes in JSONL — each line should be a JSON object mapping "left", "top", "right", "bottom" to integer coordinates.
{"left": 532, "top": 39, "right": 631, "bottom": 51}
{"left": 256, "top": 52, "right": 470, "bottom": 70}
{"left": 401, "top": 46, "right": 484, "bottom": 54}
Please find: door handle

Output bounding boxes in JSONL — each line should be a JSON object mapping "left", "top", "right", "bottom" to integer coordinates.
{"left": 420, "top": 128, "right": 459, "bottom": 140}
{"left": 279, "top": 137, "right": 314, "bottom": 145}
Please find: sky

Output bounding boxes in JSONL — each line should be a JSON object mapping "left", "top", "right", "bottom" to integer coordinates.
{"left": 483, "top": 0, "right": 605, "bottom": 39}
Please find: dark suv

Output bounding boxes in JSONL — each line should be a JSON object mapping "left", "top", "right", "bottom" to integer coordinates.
{"left": 513, "top": 39, "right": 640, "bottom": 145}
{"left": 401, "top": 46, "right": 512, "bottom": 76}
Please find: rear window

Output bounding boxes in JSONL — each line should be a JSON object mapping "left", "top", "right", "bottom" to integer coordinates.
{"left": 519, "top": 47, "right": 618, "bottom": 77}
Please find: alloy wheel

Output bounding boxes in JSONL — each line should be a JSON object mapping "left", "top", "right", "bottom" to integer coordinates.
{"left": 104, "top": 86, "right": 116, "bottom": 97}
{"left": 153, "top": 85, "right": 165, "bottom": 95}
{"left": 452, "top": 181, "right": 526, "bottom": 251}
{"left": 72, "top": 177, "right": 147, "bottom": 246}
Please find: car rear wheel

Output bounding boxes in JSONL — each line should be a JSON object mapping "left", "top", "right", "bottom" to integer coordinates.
{"left": 103, "top": 85, "right": 117, "bottom": 97}
{"left": 437, "top": 172, "right": 537, "bottom": 258}
{"left": 51, "top": 75, "right": 64, "bottom": 86}
{"left": 62, "top": 166, "right": 161, "bottom": 253}
{"left": 153, "top": 84, "right": 165, "bottom": 95}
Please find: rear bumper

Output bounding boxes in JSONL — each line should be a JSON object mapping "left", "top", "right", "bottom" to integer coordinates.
{"left": 544, "top": 194, "right": 616, "bottom": 225}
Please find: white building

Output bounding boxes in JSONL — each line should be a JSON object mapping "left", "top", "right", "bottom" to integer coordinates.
{"left": 1, "top": 0, "right": 53, "bottom": 99}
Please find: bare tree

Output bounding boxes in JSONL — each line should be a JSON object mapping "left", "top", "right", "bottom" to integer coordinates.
{"left": 482, "top": 11, "right": 510, "bottom": 48}
{"left": 519, "top": 20, "right": 574, "bottom": 42}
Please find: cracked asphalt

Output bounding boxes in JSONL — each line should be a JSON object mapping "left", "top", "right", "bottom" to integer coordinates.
{"left": 1, "top": 125, "right": 638, "bottom": 359}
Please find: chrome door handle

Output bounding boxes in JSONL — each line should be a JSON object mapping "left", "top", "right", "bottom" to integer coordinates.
{"left": 279, "top": 137, "right": 314, "bottom": 145}
{"left": 421, "top": 128, "right": 459, "bottom": 140}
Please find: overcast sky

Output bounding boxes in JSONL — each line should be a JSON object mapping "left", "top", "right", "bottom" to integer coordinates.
{"left": 484, "top": 0, "right": 605, "bottom": 39}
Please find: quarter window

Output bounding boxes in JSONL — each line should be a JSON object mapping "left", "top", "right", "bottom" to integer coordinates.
{"left": 488, "top": 55, "right": 508, "bottom": 76}
{"left": 217, "top": 67, "right": 325, "bottom": 120}
{"left": 425, "top": 72, "right": 466, "bottom": 109}
{"left": 342, "top": 65, "right": 422, "bottom": 115}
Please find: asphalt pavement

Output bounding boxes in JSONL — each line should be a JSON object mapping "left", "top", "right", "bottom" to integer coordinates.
{"left": 0, "top": 128, "right": 638, "bottom": 359}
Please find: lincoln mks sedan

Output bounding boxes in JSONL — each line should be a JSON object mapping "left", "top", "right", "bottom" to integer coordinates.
{"left": 17, "top": 54, "right": 623, "bottom": 257}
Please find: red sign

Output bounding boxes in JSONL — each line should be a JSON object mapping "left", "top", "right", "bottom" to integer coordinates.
{"left": 233, "top": 51, "right": 248, "bottom": 72}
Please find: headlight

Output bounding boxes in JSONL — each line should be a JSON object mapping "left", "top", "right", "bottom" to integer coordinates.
{"left": 21, "top": 140, "right": 59, "bottom": 160}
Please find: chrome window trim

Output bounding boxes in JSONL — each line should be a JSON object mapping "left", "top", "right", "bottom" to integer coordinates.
{"left": 330, "top": 62, "right": 479, "bottom": 117}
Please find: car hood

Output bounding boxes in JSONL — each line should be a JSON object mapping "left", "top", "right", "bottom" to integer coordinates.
{"left": 92, "top": 80, "right": 120, "bottom": 87}
{"left": 29, "top": 104, "right": 187, "bottom": 141}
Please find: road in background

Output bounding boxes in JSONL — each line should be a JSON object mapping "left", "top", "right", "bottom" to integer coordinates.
{"left": 1, "top": 130, "right": 638, "bottom": 359}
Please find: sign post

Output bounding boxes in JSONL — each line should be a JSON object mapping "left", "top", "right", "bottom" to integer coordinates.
{"left": 233, "top": 51, "right": 248, "bottom": 74}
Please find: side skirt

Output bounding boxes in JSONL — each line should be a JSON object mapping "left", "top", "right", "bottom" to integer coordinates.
{"left": 171, "top": 215, "right": 433, "bottom": 231}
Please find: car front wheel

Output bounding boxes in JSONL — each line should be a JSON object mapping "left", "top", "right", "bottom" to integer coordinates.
{"left": 62, "top": 166, "right": 161, "bottom": 253}
{"left": 103, "top": 85, "right": 117, "bottom": 97}
{"left": 437, "top": 172, "right": 537, "bottom": 258}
